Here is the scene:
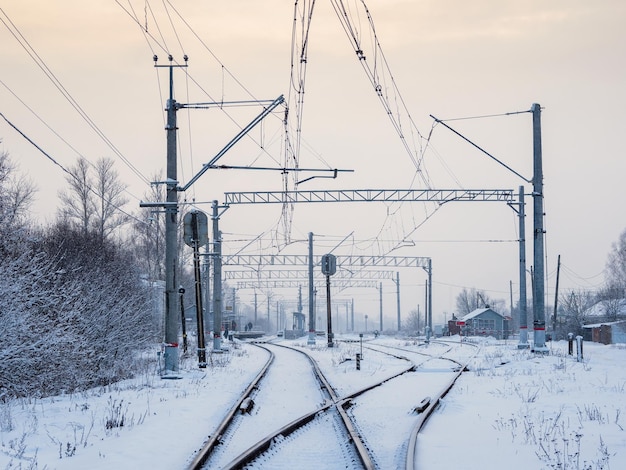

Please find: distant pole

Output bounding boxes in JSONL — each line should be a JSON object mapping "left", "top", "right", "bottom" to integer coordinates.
{"left": 509, "top": 280, "right": 513, "bottom": 321}
{"left": 211, "top": 200, "right": 222, "bottom": 351}
{"left": 427, "top": 258, "right": 433, "bottom": 331}
{"left": 531, "top": 103, "right": 547, "bottom": 350}
{"left": 378, "top": 282, "right": 383, "bottom": 332}
{"left": 424, "top": 282, "right": 427, "bottom": 334}
{"left": 553, "top": 254, "right": 561, "bottom": 338}
{"left": 518, "top": 186, "right": 529, "bottom": 349}
{"left": 395, "top": 271, "right": 401, "bottom": 331}
{"left": 203, "top": 243, "right": 211, "bottom": 334}
{"left": 232, "top": 288, "right": 237, "bottom": 330}
{"left": 351, "top": 298, "right": 354, "bottom": 332}
{"left": 417, "top": 304, "right": 421, "bottom": 334}
{"left": 307, "top": 233, "right": 315, "bottom": 344}
{"left": 254, "top": 291, "right": 258, "bottom": 323}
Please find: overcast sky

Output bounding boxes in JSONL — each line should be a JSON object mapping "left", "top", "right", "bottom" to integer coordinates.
{"left": 1, "top": 1, "right": 625, "bottom": 325}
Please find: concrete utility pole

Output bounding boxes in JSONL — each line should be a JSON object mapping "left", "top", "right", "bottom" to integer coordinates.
{"left": 531, "top": 103, "right": 547, "bottom": 351}
{"left": 307, "top": 232, "right": 315, "bottom": 345}
{"left": 351, "top": 298, "right": 355, "bottom": 332}
{"left": 254, "top": 291, "right": 258, "bottom": 323}
{"left": 553, "top": 254, "right": 561, "bottom": 338}
{"left": 427, "top": 258, "right": 433, "bottom": 332}
{"left": 211, "top": 200, "right": 222, "bottom": 351}
{"left": 424, "top": 284, "right": 427, "bottom": 333}
{"left": 204, "top": 244, "right": 211, "bottom": 333}
{"left": 428, "top": 105, "right": 544, "bottom": 342}
{"left": 395, "top": 271, "right": 401, "bottom": 331}
{"left": 379, "top": 282, "right": 383, "bottom": 332}
{"left": 267, "top": 293, "right": 271, "bottom": 332}
{"left": 147, "top": 58, "right": 284, "bottom": 372}
{"left": 160, "top": 55, "right": 187, "bottom": 376}
{"left": 518, "top": 186, "right": 529, "bottom": 349}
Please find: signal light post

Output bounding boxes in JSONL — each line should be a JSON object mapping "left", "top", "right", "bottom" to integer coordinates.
{"left": 321, "top": 253, "right": 337, "bottom": 347}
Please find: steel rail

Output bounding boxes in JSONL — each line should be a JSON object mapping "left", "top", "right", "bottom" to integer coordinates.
{"left": 404, "top": 340, "right": 481, "bottom": 470}
{"left": 220, "top": 342, "right": 380, "bottom": 470}
{"left": 186, "top": 344, "right": 274, "bottom": 470}
{"left": 191, "top": 341, "right": 419, "bottom": 470}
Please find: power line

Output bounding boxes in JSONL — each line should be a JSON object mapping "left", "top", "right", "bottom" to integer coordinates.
{"left": 0, "top": 111, "right": 148, "bottom": 227}
{"left": 0, "top": 7, "right": 150, "bottom": 186}
{"left": 329, "top": 0, "right": 430, "bottom": 186}
{"left": 434, "top": 109, "right": 531, "bottom": 122}
{"left": 0, "top": 78, "right": 143, "bottom": 206}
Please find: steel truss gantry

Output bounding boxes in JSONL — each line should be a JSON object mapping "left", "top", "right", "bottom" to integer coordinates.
{"left": 222, "top": 254, "right": 432, "bottom": 331}
{"left": 223, "top": 188, "right": 514, "bottom": 205}
{"left": 224, "top": 269, "right": 397, "bottom": 281}
{"left": 235, "top": 280, "right": 380, "bottom": 290}
{"left": 221, "top": 189, "right": 514, "bottom": 332}
{"left": 223, "top": 254, "right": 431, "bottom": 270}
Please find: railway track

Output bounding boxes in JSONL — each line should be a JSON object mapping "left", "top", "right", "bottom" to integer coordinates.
{"left": 189, "top": 342, "right": 392, "bottom": 469}
{"left": 187, "top": 337, "right": 479, "bottom": 470}
{"left": 341, "top": 337, "right": 480, "bottom": 469}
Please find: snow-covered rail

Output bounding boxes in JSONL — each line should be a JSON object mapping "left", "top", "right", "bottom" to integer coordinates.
{"left": 188, "top": 338, "right": 476, "bottom": 470}
{"left": 331, "top": 338, "right": 479, "bottom": 469}
{"left": 402, "top": 339, "right": 480, "bottom": 470}
{"left": 186, "top": 344, "right": 274, "bottom": 470}
{"left": 214, "top": 342, "right": 379, "bottom": 470}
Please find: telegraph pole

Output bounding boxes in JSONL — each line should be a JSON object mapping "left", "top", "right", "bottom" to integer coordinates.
{"left": 395, "top": 271, "right": 401, "bottom": 331}
{"left": 351, "top": 298, "right": 354, "bottom": 332}
{"left": 212, "top": 200, "right": 223, "bottom": 351}
{"left": 427, "top": 258, "right": 433, "bottom": 332}
{"left": 145, "top": 56, "right": 285, "bottom": 369}
{"left": 378, "top": 282, "right": 383, "bottom": 332}
{"left": 307, "top": 232, "right": 316, "bottom": 345}
{"left": 157, "top": 54, "right": 187, "bottom": 377}
{"left": 518, "top": 186, "right": 529, "bottom": 349}
{"left": 553, "top": 254, "right": 561, "bottom": 338}
{"left": 531, "top": 103, "right": 547, "bottom": 351}
{"left": 254, "top": 291, "right": 258, "bottom": 324}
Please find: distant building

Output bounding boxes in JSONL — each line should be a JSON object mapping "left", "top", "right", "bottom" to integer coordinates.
{"left": 582, "top": 321, "right": 626, "bottom": 345}
{"left": 454, "top": 307, "right": 511, "bottom": 340}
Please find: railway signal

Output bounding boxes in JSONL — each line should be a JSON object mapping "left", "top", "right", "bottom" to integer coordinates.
{"left": 183, "top": 209, "right": 208, "bottom": 368}
{"left": 321, "top": 254, "right": 337, "bottom": 347}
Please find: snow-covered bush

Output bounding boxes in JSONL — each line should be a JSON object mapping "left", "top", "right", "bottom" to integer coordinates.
{"left": 0, "top": 224, "right": 159, "bottom": 398}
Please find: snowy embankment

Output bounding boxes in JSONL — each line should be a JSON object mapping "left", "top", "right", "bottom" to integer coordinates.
{"left": 417, "top": 339, "right": 625, "bottom": 469}
{"left": 1, "top": 337, "right": 624, "bottom": 469}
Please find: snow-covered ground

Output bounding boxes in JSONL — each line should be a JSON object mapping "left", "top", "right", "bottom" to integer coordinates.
{"left": 1, "top": 336, "right": 624, "bottom": 469}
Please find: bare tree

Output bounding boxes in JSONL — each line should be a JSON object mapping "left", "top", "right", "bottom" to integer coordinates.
{"left": 92, "top": 157, "right": 128, "bottom": 242}
{"left": 58, "top": 156, "right": 128, "bottom": 241}
{"left": 0, "top": 150, "right": 36, "bottom": 225}
{"left": 594, "top": 284, "right": 624, "bottom": 321}
{"left": 606, "top": 228, "right": 626, "bottom": 294}
{"left": 558, "top": 289, "right": 595, "bottom": 336}
{"left": 129, "top": 174, "right": 166, "bottom": 281}
{"left": 403, "top": 308, "right": 422, "bottom": 334}
{"left": 455, "top": 288, "right": 504, "bottom": 316}
{"left": 58, "top": 157, "right": 93, "bottom": 234}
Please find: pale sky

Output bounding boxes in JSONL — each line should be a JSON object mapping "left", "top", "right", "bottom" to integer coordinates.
{"left": 1, "top": 1, "right": 625, "bottom": 326}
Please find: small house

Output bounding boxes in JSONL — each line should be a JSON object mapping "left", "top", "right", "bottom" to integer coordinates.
{"left": 459, "top": 307, "right": 510, "bottom": 340}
